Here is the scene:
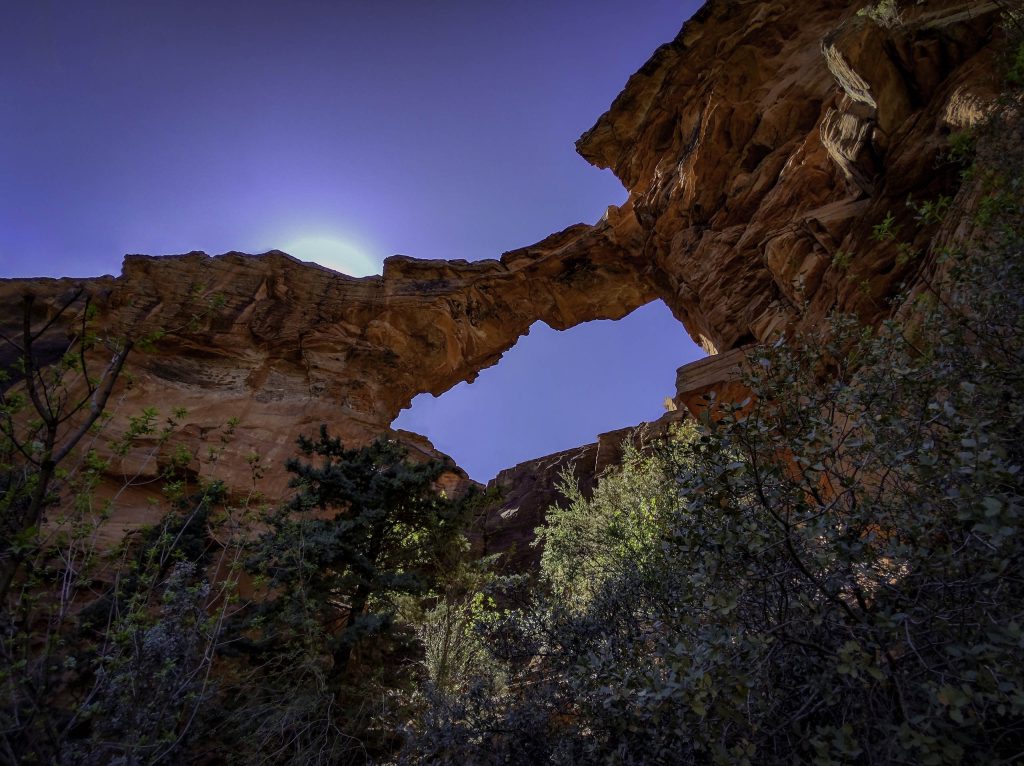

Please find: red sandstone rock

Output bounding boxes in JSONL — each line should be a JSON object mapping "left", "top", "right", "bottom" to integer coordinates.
{"left": 0, "top": 0, "right": 1008, "bottom": 555}
{"left": 578, "top": 0, "right": 1000, "bottom": 353}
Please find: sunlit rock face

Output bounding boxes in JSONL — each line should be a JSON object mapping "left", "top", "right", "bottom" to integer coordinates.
{"left": 578, "top": 0, "right": 1000, "bottom": 355}
{"left": 0, "top": 217, "right": 655, "bottom": 514}
{"left": 0, "top": 0, "right": 1006, "bottom": 548}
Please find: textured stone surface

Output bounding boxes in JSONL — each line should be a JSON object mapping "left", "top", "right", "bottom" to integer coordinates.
{"left": 578, "top": 0, "right": 1000, "bottom": 354}
{"left": 0, "top": 0, "right": 1006, "bottom": 553}
{"left": 0, "top": 218, "right": 655, "bottom": 526}
{"left": 674, "top": 348, "right": 750, "bottom": 417}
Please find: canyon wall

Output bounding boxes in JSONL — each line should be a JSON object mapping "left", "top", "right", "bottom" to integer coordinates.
{"left": 0, "top": 0, "right": 1006, "bottom": 549}
{"left": 578, "top": 0, "right": 999, "bottom": 352}
{"left": 0, "top": 223, "right": 654, "bottom": 539}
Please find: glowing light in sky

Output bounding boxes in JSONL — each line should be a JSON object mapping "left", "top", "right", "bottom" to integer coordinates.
{"left": 281, "top": 235, "right": 381, "bottom": 277}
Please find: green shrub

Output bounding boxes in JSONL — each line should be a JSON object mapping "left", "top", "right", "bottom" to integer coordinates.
{"left": 535, "top": 426, "right": 697, "bottom": 611}
{"left": 858, "top": 0, "right": 903, "bottom": 29}
{"left": 401, "top": 97, "right": 1024, "bottom": 765}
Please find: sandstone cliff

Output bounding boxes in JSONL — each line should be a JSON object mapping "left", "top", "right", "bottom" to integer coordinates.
{"left": 578, "top": 0, "right": 999, "bottom": 352}
{"left": 0, "top": 0, "right": 1007, "bottom": 551}
{"left": 1, "top": 214, "right": 652, "bottom": 490}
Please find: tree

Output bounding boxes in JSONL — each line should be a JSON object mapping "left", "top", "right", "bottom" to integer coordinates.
{"left": 0, "top": 288, "right": 132, "bottom": 601}
{"left": 0, "top": 285, "right": 244, "bottom": 765}
{"left": 248, "top": 428, "right": 468, "bottom": 688}
{"left": 401, "top": 88, "right": 1024, "bottom": 765}
{"left": 224, "top": 430, "right": 471, "bottom": 765}
{"left": 0, "top": 282, "right": 225, "bottom": 602}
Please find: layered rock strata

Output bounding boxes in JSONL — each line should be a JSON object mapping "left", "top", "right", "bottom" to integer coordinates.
{"left": 0, "top": 216, "right": 653, "bottom": 519}
{"left": 0, "top": 0, "right": 1006, "bottom": 551}
{"left": 578, "top": 0, "right": 1000, "bottom": 352}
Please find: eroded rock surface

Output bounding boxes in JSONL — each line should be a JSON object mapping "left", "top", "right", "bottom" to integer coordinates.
{"left": 0, "top": 217, "right": 654, "bottom": 524}
{"left": 579, "top": 0, "right": 1000, "bottom": 353}
{"left": 0, "top": 0, "right": 1007, "bottom": 550}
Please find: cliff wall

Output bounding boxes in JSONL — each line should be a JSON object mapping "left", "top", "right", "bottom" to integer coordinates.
{"left": 0, "top": 0, "right": 1006, "bottom": 548}
{"left": 578, "top": 0, "right": 999, "bottom": 352}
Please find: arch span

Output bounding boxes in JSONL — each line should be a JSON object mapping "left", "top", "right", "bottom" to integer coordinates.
{"left": 392, "top": 301, "right": 703, "bottom": 481}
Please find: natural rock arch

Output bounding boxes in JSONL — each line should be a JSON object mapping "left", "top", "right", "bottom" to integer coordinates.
{"left": 392, "top": 300, "right": 701, "bottom": 481}
{"left": 0, "top": 0, "right": 1003, "bottom": 511}
{"left": 0, "top": 210, "right": 666, "bottom": 501}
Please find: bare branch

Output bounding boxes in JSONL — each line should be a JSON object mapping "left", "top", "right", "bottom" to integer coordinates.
{"left": 20, "top": 296, "right": 55, "bottom": 428}
{"left": 26, "top": 286, "right": 85, "bottom": 346}
{"left": 52, "top": 341, "right": 134, "bottom": 466}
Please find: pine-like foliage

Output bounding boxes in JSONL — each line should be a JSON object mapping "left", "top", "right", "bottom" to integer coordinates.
{"left": 247, "top": 428, "right": 467, "bottom": 687}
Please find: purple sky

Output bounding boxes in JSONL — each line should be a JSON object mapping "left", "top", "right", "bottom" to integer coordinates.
{"left": 2, "top": 0, "right": 705, "bottom": 481}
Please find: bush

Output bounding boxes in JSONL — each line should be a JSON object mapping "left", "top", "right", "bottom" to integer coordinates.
{"left": 228, "top": 431, "right": 471, "bottom": 764}
{"left": 535, "top": 427, "right": 696, "bottom": 611}
{"left": 401, "top": 97, "right": 1024, "bottom": 765}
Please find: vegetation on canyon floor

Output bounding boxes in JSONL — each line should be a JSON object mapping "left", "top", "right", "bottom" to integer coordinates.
{"left": 3, "top": 13, "right": 1024, "bottom": 766}
{"left": 398, "top": 94, "right": 1024, "bottom": 766}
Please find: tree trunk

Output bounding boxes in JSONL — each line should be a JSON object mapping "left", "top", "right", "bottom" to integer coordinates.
{"left": 332, "top": 581, "right": 372, "bottom": 686}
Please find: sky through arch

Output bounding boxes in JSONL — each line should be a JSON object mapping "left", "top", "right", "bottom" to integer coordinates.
{"left": 2, "top": 0, "right": 706, "bottom": 473}
{"left": 393, "top": 301, "right": 703, "bottom": 482}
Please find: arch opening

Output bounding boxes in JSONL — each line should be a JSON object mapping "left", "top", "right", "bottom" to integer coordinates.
{"left": 391, "top": 301, "right": 705, "bottom": 482}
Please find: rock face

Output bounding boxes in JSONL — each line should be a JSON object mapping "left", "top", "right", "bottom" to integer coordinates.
{"left": 0, "top": 216, "right": 653, "bottom": 510}
{"left": 578, "top": 0, "right": 999, "bottom": 353}
{"left": 0, "top": 0, "right": 1006, "bottom": 550}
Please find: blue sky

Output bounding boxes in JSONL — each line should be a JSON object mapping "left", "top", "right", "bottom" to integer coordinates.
{"left": 2, "top": 0, "right": 705, "bottom": 480}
